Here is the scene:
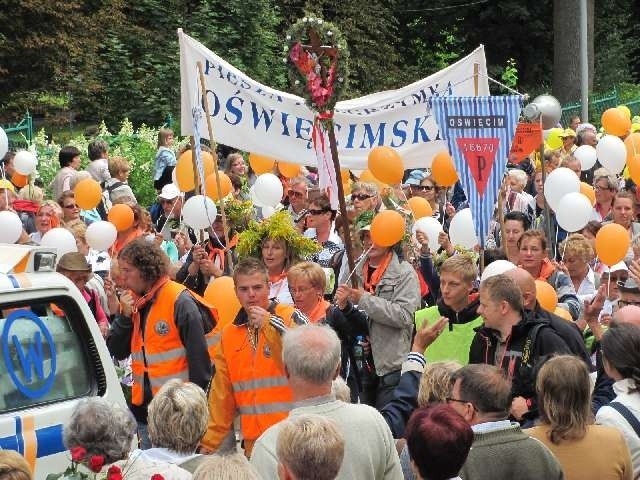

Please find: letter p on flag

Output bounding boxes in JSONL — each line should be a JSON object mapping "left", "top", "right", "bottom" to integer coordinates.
{"left": 455, "top": 137, "right": 500, "bottom": 197}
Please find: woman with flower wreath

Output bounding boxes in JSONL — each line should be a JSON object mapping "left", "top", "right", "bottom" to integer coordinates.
{"left": 237, "top": 211, "right": 320, "bottom": 305}
{"left": 335, "top": 220, "right": 422, "bottom": 409}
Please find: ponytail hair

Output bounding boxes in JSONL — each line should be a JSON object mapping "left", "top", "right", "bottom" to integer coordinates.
{"left": 601, "top": 322, "right": 640, "bottom": 394}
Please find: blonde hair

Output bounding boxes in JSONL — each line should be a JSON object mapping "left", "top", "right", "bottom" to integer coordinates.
{"left": 65, "top": 219, "right": 88, "bottom": 242}
{"left": 417, "top": 361, "right": 461, "bottom": 407}
{"left": 0, "top": 451, "right": 32, "bottom": 480}
{"left": 276, "top": 414, "right": 345, "bottom": 480}
{"left": 193, "top": 453, "right": 259, "bottom": 480}
{"left": 225, "top": 152, "right": 245, "bottom": 174}
{"left": 559, "top": 233, "right": 594, "bottom": 264}
{"left": 439, "top": 255, "right": 478, "bottom": 283}
{"left": 537, "top": 355, "right": 593, "bottom": 444}
{"left": 108, "top": 156, "right": 130, "bottom": 177}
{"left": 17, "top": 185, "right": 43, "bottom": 203}
{"left": 157, "top": 127, "right": 174, "bottom": 148}
{"left": 287, "top": 261, "right": 326, "bottom": 292}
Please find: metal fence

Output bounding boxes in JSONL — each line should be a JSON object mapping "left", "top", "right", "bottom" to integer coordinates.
{"left": 561, "top": 87, "right": 640, "bottom": 126}
{"left": 1, "top": 112, "right": 33, "bottom": 149}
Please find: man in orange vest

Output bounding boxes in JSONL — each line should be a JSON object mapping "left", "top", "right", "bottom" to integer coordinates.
{"left": 201, "top": 257, "right": 308, "bottom": 456}
{"left": 107, "top": 238, "right": 219, "bottom": 449}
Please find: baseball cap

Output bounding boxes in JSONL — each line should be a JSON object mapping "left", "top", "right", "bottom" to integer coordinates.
{"left": 405, "top": 169, "right": 428, "bottom": 186}
{"left": 158, "top": 183, "right": 181, "bottom": 200}
{"left": 560, "top": 128, "right": 576, "bottom": 138}
{"left": 0, "top": 178, "right": 16, "bottom": 193}
{"left": 619, "top": 277, "right": 640, "bottom": 294}
{"left": 57, "top": 252, "right": 91, "bottom": 272}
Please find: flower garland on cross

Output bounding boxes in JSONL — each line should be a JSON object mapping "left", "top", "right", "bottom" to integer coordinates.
{"left": 285, "top": 13, "right": 357, "bottom": 284}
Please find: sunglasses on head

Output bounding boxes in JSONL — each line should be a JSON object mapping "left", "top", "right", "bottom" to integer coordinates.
{"left": 411, "top": 185, "right": 435, "bottom": 192}
{"left": 287, "top": 190, "right": 305, "bottom": 198}
{"left": 351, "top": 193, "right": 373, "bottom": 201}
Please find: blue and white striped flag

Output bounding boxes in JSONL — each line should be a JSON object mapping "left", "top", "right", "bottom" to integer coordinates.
{"left": 431, "top": 96, "right": 523, "bottom": 245}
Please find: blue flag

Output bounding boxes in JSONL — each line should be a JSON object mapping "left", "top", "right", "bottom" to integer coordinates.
{"left": 431, "top": 96, "right": 523, "bottom": 245}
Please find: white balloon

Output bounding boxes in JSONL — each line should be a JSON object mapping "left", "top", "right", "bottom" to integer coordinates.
{"left": 449, "top": 208, "right": 478, "bottom": 249}
{"left": 573, "top": 145, "right": 597, "bottom": 171}
{"left": 526, "top": 95, "right": 562, "bottom": 129}
{"left": 544, "top": 167, "right": 580, "bottom": 211}
{"left": 254, "top": 173, "right": 283, "bottom": 207}
{"left": 40, "top": 227, "right": 78, "bottom": 256}
{"left": 249, "top": 186, "right": 266, "bottom": 207}
{"left": 480, "top": 259, "right": 517, "bottom": 283}
{"left": 0, "top": 211, "right": 23, "bottom": 244}
{"left": 555, "top": 192, "right": 593, "bottom": 232}
{"left": 596, "top": 135, "right": 627, "bottom": 174}
{"left": 0, "top": 127, "right": 8, "bottom": 160}
{"left": 182, "top": 195, "right": 218, "bottom": 230}
{"left": 412, "top": 217, "right": 443, "bottom": 253}
{"left": 85, "top": 221, "right": 117, "bottom": 251}
{"left": 171, "top": 168, "right": 178, "bottom": 188}
{"left": 13, "top": 150, "right": 37, "bottom": 175}
{"left": 262, "top": 206, "right": 276, "bottom": 218}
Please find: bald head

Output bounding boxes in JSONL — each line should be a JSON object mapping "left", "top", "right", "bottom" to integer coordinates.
{"left": 614, "top": 305, "right": 640, "bottom": 327}
{"left": 505, "top": 268, "right": 537, "bottom": 310}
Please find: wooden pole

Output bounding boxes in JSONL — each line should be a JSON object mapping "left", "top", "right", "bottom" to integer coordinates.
{"left": 327, "top": 125, "right": 357, "bottom": 287}
{"left": 196, "top": 61, "right": 234, "bottom": 270}
{"left": 473, "top": 63, "right": 480, "bottom": 96}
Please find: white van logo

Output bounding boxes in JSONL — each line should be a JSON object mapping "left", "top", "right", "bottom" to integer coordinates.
{"left": 1, "top": 309, "right": 56, "bottom": 399}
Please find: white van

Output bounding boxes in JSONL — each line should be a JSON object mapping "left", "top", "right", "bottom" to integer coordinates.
{"left": 0, "top": 244, "right": 127, "bottom": 478}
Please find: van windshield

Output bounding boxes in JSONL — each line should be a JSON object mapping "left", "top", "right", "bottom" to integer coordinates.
{"left": 0, "top": 298, "right": 93, "bottom": 413}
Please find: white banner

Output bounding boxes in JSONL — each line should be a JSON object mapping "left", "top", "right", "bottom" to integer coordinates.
{"left": 179, "top": 29, "right": 489, "bottom": 170}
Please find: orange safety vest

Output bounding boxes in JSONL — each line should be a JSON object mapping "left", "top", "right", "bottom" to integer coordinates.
{"left": 130, "top": 281, "right": 220, "bottom": 405}
{"left": 221, "top": 303, "right": 296, "bottom": 441}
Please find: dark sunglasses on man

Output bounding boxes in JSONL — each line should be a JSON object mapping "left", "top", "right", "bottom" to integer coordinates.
{"left": 287, "top": 189, "right": 306, "bottom": 199}
{"left": 351, "top": 193, "right": 373, "bottom": 201}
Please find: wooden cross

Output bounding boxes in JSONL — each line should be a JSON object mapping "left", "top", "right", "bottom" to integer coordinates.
{"left": 302, "top": 28, "right": 338, "bottom": 85}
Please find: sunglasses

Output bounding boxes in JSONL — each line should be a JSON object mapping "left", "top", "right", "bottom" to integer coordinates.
{"left": 308, "top": 208, "right": 329, "bottom": 215}
{"left": 288, "top": 190, "right": 305, "bottom": 198}
{"left": 63, "top": 204, "right": 79, "bottom": 209}
{"left": 411, "top": 185, "right": 435, "bottom": 192}
{"left": 351, "top": 193, "right": 373, "bottom": 201}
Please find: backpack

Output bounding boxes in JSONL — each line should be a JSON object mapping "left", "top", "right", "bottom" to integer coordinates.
{"left": 95, "top": 180, "right": 125, "bottom": 220}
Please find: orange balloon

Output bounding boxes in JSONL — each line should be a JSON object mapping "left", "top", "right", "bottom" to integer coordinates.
{"left": 175, "top": 150, "right": 216, "bottom": 192}
{"left": 431, "top": 151, "right": 458, "bottom": 187}
{"left": 407, "top": 196, "right": 433, "bottom": 219}
{"left": 368, "top": 146, "right": 404, "bottom": 185}
{"left": 204, "top": 276, "right": 241, "bottom": 328}
{"left": 535, "top": 279, "right": 558, "bottom": 312}
{"left": 580, "top": 182, "right": 595, "bottom": 205}
{"left": 11, "top": 173, "right": 28, "bottom": 188}
{"left": 249, "top": 153, "right": 276, "bottom": 174}
{"left": 369, "top": 210, "right": 406, "bottom": 247}
{"left": 277, "top": 161, "right": 301, "bottom": 179}
{"left": 628, "top": 153, "right": 640, "bottom": 185}
{"left": 342, "top": 181, "right": 352, "bottom": 196}
{"left": 107, "top": 204, "right": 134, "bottom": 232}
{"left": 601, "top": 108, "right": 631, "bottom": 137}
{"left": 554, "top": 306, "right": 572, "bottom": 321}
{"left": 595, "top": 223, "right": 631, "bottom": 266}
{"left": 359, "top": 169, "right": 387, "bottom": 190}
{"left": 205, "top": 171, "right": 232, "bottom": 201}
{"left": 624, "top": 132, "right": 640, "bottom": 164}
{"left": 340, "top": 169, "right": 351, "bottom": 184}
{"left": 73, "top": 178, "right": 103, "bottom": 210}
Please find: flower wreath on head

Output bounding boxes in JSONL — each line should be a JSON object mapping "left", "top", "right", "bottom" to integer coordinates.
{"left": 236, "top": 211, "right": 321, "bottom": 260}
{"left": 284, "top": 13, "right": 349, "bottom": 113}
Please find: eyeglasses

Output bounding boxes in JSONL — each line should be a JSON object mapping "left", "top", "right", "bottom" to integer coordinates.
{"left": 308, "top": 208, "right": 329, "bottom": 215}
{"left": 287, "top": 190, "right": 305, "bottom": 199}
{"left": 351, "top": 193, "right": 373, "bottom": 201}
{"left": 594, "top": 185, "right": 612, "bottom": 192}
{"left": 63, "top": 204, "right": 79, "bottom": 209}
{"left": 446, "top": 397, "right": 474, "bottom": 408}
{"left": 288, "top": 285, "right": 316, "bottom": 296}
{"left": 411, "top": 185, "right": 435, "bottom": 192}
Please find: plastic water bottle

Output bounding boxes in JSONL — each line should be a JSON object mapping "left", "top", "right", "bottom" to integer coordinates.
{"left": 354, "top": 336, "right": 365, "bottom": 371}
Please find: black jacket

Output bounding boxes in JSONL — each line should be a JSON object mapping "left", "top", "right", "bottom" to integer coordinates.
{"left": 469, "top": 310, "right": 572, "bottom": 401}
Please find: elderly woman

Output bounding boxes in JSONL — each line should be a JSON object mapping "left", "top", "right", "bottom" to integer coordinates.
{"left": 518, "top": 229, "right": 581, "bottom": 320}
{"left": 350, "top": 182, "right": 380, "bottom": 216}
{"left": 58, "top": 191, "right": 81, "bottom": 225}
{"left": 29, "top": 200, "right": 62, "bottom": 243}
{"left": 120, "top": 379, "right": 208, "bottom": 475}
{"left": 527, "top": 355, "right": 632, "bottom": 480}
{"left": 558, "top": 233, "right": 597, "bottom": 302}
{"left": 506, "top": 168, "right": 535, "bottom": 214}
{"left": 593, "top": 170, "right": 618, "bottom": 222}
{"left": 336, "top": 223, "right": 421, "bottom": 408}
{"left": 287, "top": 261, "right": 368, "bottom": 401}
{"left": 597, "top": 322, "right": 640, "bottom": 477}
{"left": 193, "top": 454, "right": 259, "bottom": 480}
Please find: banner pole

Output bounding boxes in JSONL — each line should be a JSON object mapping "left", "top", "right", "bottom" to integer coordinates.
{"left": 327, "top": 125, "right": 357, "bottom": 287}
{"left": 197, "top": 61, "right": 233, "bottom": 271}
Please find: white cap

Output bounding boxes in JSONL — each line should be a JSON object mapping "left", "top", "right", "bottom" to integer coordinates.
{"left": 603, "top": 261, "right": 628, "bottom": 274}
{"left": 159, "top": 183, "right": 181, "bottom": 200}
